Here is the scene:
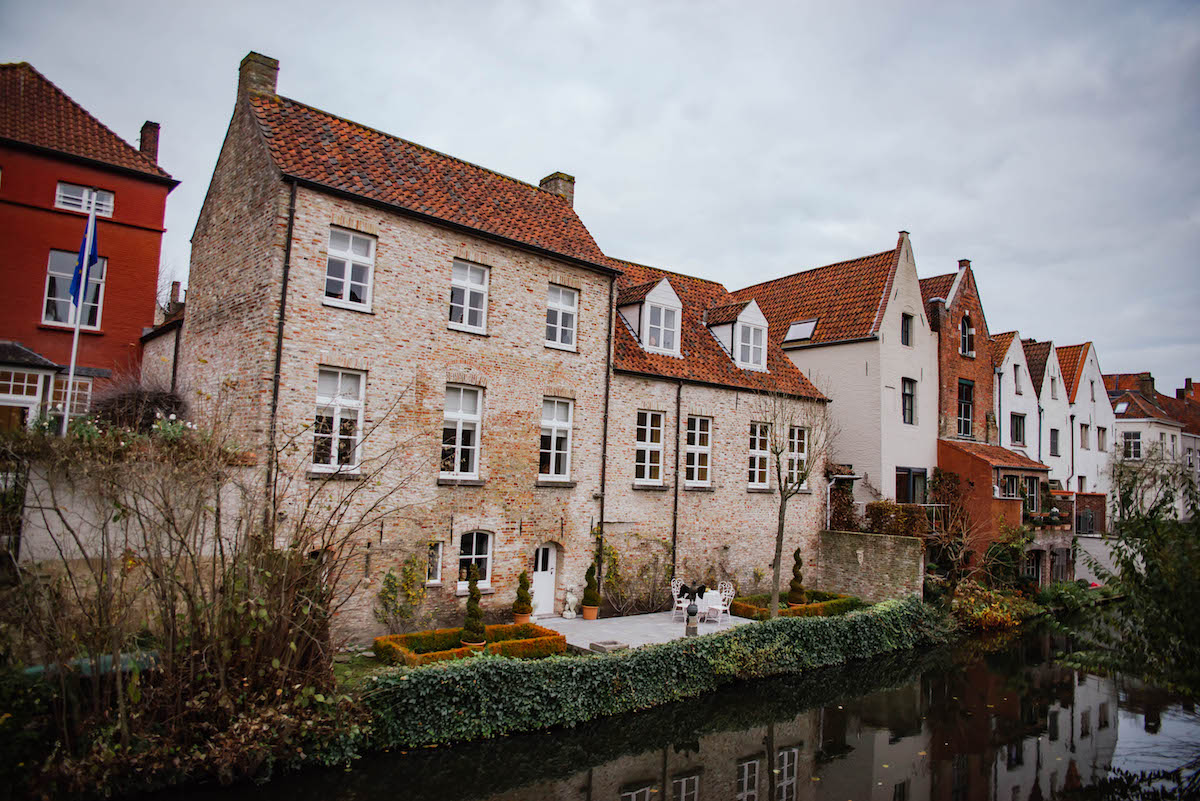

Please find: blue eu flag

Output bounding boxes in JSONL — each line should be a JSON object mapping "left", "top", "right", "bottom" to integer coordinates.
{"left": 69, "top": 213, "right": 99, "bottom": 310}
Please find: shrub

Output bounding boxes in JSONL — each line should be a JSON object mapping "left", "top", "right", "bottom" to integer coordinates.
{"left": 373, "top": 623, "right": 566, "bottom": 667}
{"left": 728, "top": 591, "right": 864, "bottom": 621}
{"left": 602, "top": 541, "right": 673, "bottom": 615}
{"left": 951, "top": 580, "right": 1042, "bottom": 632}
{"left": 864, "top": 501, "right": 928, "bottom": 538}
{"left": 787, "top": 547, "right": 806, "bottom": 604}
{"left": 367, "top": 597, "right": 951, "bottom": 748}
{"left": 1035, "top": 581, "right": 1098, "bottom": 616}
{"left": 582, "top": 562, "right": 601, "bottom": 608}
{"left": 462, "top": 565, "right": 485, "bottom": 643}
{"left": 374, "top": 554, "right": 430, "bottom": 634}
{"left": 514, "top": 571, "right": 533, "bottom": 616}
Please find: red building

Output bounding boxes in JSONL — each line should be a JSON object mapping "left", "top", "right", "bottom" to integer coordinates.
{"left": 0, "top": 62, "right": 176, "bottom": 431}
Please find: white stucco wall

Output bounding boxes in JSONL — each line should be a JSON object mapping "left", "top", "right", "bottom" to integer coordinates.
{"left": 1069, "top": 348, "right": 1117, "bottom": 496}
{"left": 994, "top": 336, "right": 1042, "bottom": 461}
{"left": 1112, "top": 416, "right": 1190, "bottom": 519}
{"left": 1038, "top": 349, "right": 1072, "bottom": 486}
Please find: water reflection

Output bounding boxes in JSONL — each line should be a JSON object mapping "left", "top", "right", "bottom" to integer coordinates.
{"left": 175, "top": 628, "right": 1195, "bottom": 801}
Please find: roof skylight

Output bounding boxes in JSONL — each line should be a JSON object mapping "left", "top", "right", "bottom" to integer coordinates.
{"left": 783, "top": 319, "right": 818, "bottom": 342}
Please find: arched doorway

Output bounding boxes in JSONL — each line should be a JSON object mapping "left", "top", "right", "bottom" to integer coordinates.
{"left": 532, "top": 542, "right": 558, "bottom": 617}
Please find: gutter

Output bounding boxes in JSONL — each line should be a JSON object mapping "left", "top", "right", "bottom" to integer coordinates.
{"left": 596, "top": 273, "right": 615, "bottom": 581}
{"left": 671, "top": 379, "right": 682, "bottom": 575}
{"left": 265, "top": 178, "right": 298, "bottom": 530}
{"left": 781, "top": 334, "right": 879, "bottom": 352}
{"left": 1, "top": 137, "right": 180, "bottom": 189}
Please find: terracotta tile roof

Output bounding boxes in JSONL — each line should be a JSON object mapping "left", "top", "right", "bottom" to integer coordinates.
{"left": 609, "top": 258, "right": 826, "bottom": 400}
{"left": 616, "top": 281, "right": 658, "bottom": 306}
{"left": 703, "top": 300, "right": 748, "bottom": 326}
{"left": 1104, "top": 372, "right": 1150, "bottom": 393}
{"left": 1160, "top": 394, "right": 1200, "bottom": 436}
{"left": 0, "top": 63, "right": 172, "bottom": 180}
{"left": 246, "top": 94, "right": 609, "bottom": 269}
{"left": 1110, "top": 390, "right": 1179, "bottom": 424}
{"left": 919, "top": 272, "right": 956, "bottom": 303}
{"left": 0, "top": 340, "right": 59, "bottom": 369}
{"left": 990, "top": 331, "right": 1018, "bottom": 368}
{"left": 1104, "top": 371, "right": 1200, "bottom": 435}
{"left": 1055, "top": 343, "right": 1089, "bottom": 403}
{"left": 942, "top": 439, "right": 1050, "bottom": 471}
{"left": 1022, "top": 339, "right": 1053, "bottom": 399}
{"left": 729, "top": 236, "right": 904, "bottom": 346}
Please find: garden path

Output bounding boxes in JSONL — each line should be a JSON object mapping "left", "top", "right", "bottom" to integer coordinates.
{"left": 539, "top": 610, "right": 751, "bottom": 652}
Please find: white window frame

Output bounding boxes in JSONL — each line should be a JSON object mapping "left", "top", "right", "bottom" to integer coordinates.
{"left": 620, "top": 786, "right": 655, "bottom": 801}
{"left": 1002, "top": 474, "right": 1019, "bottom": 498}
{"left": 684, "top": 415, "right": 712, "bottom": 487}
{"left": 539, "top": 397, "right": 573, "bottom": 481}
{"left": 43, "top": 249, "right": 106, "bottom": 330}
{"left": 1051, "top": 375, "right": 1059, "bottom": 399}
{"left": 448, "top": 260, "right": 489, "bottom": 334}
{"left": 426, "top": 541, "right": 443, "bottom": 585}
{"left": 1014, "top": 365, "right": 1023, "bottom": 394}
{"left": 1098, "top": 427, "right": 1108, "bottom": 451}
{"left": 1024, "top": 476, "right": 1040, "bottom": 512}
{"left": 1123, "top": 431, "right": 1141, "bottom": 459}
{"left": 736, "top": 758, "right": 759, "bottom": 801}
{"left": 786, "top": 425, "right": 808, "bottom": 489}
{"left": 957, "top": 380, "right": 974, "bottom": 438}
{"left": 671, "top": 774, "right": 699, "bottom": 801}
{"left": 545, "top": 284, "right": 578, "bottom": 351}
{"left": 458, "top": 530, "right": 492, "bottom": 589}
{"left": 635, "top": 410, "right": 664, "bottom": 485}
{"left": 1011, "top": 412, "right": 1026, "bottom": 446}
{"left": 55, "top": 182, "right": 113, "bottom": 217}
{"left": 312, "top": 367, "right": 366, "bottom": 472}
{"left": 776, "top": 747, "right": 799, "bottom": 799}
{"left": 644, "top": 303, "right": 680, "bottom": 355}
{"left": 323, "top": 227, "right": 375, "bottom": 311}
{"left": 441, "top": 385, "right": 482, "bottom": 478}
{"left": 1080, "top": 423, "right": 1090, "bottom": 450}
{"left": 748, "top": 422, "right": 769, "bottom": 489}
{"left": 736, "top": 322, "right": 766, "bottom": 370}
{"left": 49, "top": 376, "right": 93, "bottom": 418}
{"left": 960, "top": 315, "right": 975, "bottom": 356}
{"left": 1050, "top": 428, "right": 1060, "bottom": 457}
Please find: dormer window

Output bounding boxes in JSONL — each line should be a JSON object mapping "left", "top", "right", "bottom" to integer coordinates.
{"left": 737, "top": 323, "right": 765, "bottom": 369}
{"left": 960, "top": 315, "right": 975, "bottom": 356}
{"left": 646, "top": 303, "right": 679, "bottom": 353}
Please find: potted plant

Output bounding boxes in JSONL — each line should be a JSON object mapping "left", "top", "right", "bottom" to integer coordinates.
{"left": 461, "top": 564, "right": 486, "bottom": 649}
{"left": 513, "top": 570, "right": 533, "bottom": 625}
{"left": 786, "top": 547, "right": 807, "bottom": 607}
{"left": 581, "top": 562, "right": 600, "bottom": 620}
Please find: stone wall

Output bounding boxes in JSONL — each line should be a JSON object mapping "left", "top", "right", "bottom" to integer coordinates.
{"left": 814, "top": 529, "right": 924, "bottom": 602}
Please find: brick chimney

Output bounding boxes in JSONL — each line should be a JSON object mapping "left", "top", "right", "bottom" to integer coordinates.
{"left": 238, "top": 52, "right": 279, "bottom": 99}
{"left": 539, "top": 172, "right": 575, "bottom": 207}
{"left": 958, "top": 259, "right": 971, "bottom": 271}
{"left": 1137, "top": 372, "right": 1155, "bottom": 397}
{"left": 1177, "top": 378, "right": 1196, "bottom": 402}
{"left": 139, "top": 121, "right": 160, "bottom": 163}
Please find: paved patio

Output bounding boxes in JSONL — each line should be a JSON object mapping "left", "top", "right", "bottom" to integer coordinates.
{"left": 538, "top": 610, "right": 752, "bottom": 652}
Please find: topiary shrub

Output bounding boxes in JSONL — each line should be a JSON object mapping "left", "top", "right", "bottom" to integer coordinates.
{"left": 514, "top": 570, "right": 533, "bottom": 616}
{"left": 582, "top": 562, "right": 600, "bottom": 608}
{"left": 462, "top": 565, "right": 485, "bottom": 644}
{"left": 787, "top": 547, "right": 806, "bottom": 604}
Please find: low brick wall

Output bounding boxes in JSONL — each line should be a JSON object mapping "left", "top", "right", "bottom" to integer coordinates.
{"left": 815, "top": 530, "right": 924, "bottom": 603}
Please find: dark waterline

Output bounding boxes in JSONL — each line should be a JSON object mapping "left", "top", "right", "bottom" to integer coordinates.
{"left": 170, "top": 625, "right": 1198, "bottom": 800}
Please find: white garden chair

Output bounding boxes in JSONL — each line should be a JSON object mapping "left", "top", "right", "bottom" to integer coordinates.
{"left": 707, "top": 581, "right": 735, "bottom": 624}
{"left": 671, "top": 577, "right": 687, "bottom": 620}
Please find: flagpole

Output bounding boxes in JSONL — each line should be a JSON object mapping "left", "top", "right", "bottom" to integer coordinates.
{"left": 61, "top": 198, "right": 96, "bottom": 436}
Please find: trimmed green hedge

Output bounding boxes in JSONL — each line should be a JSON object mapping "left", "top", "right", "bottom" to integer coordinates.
{"left": 373, "top": 623, "right": 566, "bottom": 667}
{"left": 730, "top": 591, "right": 865, "bottom": 621}
{"left": 367, "top": 597, "right": 950, "bottom": 748}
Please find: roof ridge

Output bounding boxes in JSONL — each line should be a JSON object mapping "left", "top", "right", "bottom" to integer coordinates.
{"left": 867, "top": 238, "right": 903, "bottom": 335}
{"left": 919, "top": 271, "right": 956, "bottom": 284}
{"left": 5, "top": 62, "right": 165, "bottom": 177}
{"left": 734, "top": 247, "right": 898, "bottom": 294}
{"left": 607, "top": 256, "right": 729, "bottom": 289}
{"left": 267, "top": 94, "right": 567, "bottom": 202}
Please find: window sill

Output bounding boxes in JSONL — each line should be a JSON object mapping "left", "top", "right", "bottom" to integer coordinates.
{"left": 633, "top": 482, "right": 670, "bottom": 491}
{"left": 544, "top": 342, "right": 578, "bottom": 354}
{"left": 536, "top": 479, "right": 576, "bottom": 488}
{"left": 455, "top": 586, "right": 495, "bottom": 597}
{"left": 322, "top": 298, "right": 374, "bottom": 314}
{"left": 307, "top": 469, "right": 363, "bottom": 481}
{"left": 747, "top": 487, "right": 773, "bottom": 494}
{"left": 438, "top": 476, "right": 485, "bottom": 487}
{"left": 448, "top": 323, "right": 489, "bottom": 337}
{"left": 960, "top": 353, "right": 976, "bottom": 359}
{"left": 684, "top": 484, "right": 714, "bottom": 492}
{"left": 425, "top": 581, "right": 443, "bottom": 588}
{"left": 40, "top": 323, "right": 103, "bottom": 335}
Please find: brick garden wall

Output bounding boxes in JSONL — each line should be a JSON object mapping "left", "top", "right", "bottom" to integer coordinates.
{"left": 815, "top": 530, "right": 924, "bottom": 602}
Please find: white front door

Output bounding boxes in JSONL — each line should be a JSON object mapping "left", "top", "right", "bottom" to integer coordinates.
{"left": 532, "top": 543, "right": 557, "bottom": 616}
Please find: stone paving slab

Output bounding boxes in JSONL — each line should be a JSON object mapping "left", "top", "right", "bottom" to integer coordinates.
{"left": 538, "top": 610, "right": 750, "bottom": 652}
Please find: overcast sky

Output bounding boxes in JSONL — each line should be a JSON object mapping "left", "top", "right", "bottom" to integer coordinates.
{"left": 4, "top": 1, "right": 1197, "bottom": 392}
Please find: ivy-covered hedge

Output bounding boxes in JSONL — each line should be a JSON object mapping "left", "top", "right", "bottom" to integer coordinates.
{"left": 730, "top": 591, "right": 864, "bottom": 621}
{"left": 368, "top": 597, "right": 950, "bottom": 748}
{"left": 373, "top": 623, "right": 565, "bottom": 667}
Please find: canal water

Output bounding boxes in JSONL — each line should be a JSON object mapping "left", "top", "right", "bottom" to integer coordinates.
{"left": 176, "top": 625, "right": 1198, "bottom": 800}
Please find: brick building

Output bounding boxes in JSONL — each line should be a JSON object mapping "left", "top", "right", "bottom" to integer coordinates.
{"left": 0, "top": 62, "right": 176, "bottom": 430}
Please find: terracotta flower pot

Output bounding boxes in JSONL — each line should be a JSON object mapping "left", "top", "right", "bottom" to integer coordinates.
{"left": 582, "top": 605, "right": 599, "bottom": 620}
{"left": 513, "top": 612, "right": 532, "bottom": 625}
{"left": 460, "top": 639, "right": 486, "bottom": 650}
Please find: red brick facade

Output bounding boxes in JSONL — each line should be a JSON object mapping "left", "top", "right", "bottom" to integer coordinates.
{"left": 929, "top": 263, "right": 996, "bottom": 444}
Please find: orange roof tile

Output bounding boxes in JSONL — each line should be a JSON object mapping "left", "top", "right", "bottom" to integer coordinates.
{"left": 0, "top": 63, "right": 172, "bottom": 180}
{"left": 246, "top": 94, "right": 609, "bottom": 269}
{"left": 610, "top": 258, "right": 826, "bottom": 400}
{"left": 1055, "top": 343, "right": 1089, "bottom": 403}
{"left": 703, "top": 300, "right": 748, "bottom": 326}
{"left": 919, "top": 272, "right": 956, "bottom": 304}
{"left": 942, "top": 439, "right": 1050, "bottom": 471}
{"left": 729, "top": 236, "right": 904, "bottom": 346}
{"left": 990, "top": 331, "right": 1018, "bottom": 368}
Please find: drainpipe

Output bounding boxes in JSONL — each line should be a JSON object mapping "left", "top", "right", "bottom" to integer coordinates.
{"left": 1068, "top": 413, "right": 1076, "bottom": 488}
{"left": 596, "top": 273, "right": 615, "bottom": 582}
{"left": 671, "top": 379, "right": 683, "bottom": 576}
{"left": 826, "top": 475, "right": 862, "bottom": 530}
{"left": 996, "top": 368, "right": 1004, "bottom": 446}
{"left": 1037, "top": 404, "right": 1044, "bottom": 462}
{"left": 265, "top": 178, "right": 298, "bottom": 535}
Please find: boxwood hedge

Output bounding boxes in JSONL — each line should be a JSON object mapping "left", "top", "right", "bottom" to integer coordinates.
{"left": 366, "top": 596, "right": 949, "bottom": 748}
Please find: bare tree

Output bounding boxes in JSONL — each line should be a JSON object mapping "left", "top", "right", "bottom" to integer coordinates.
{"left": 1109, "top": 442, "right": 1192, "bottom": 525}
{"left": 750, "top": 389, "right": 835, "bottom": 618}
